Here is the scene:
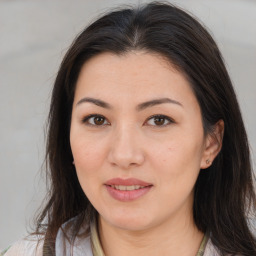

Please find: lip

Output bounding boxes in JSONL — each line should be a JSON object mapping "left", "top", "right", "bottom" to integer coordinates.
{"left": 104, "top": 178, "right": 153, "bottom": 202}
{"left": 105, "top": 178, "right": 152, "bottom": 186}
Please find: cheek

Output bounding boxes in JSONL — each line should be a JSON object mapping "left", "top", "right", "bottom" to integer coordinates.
{"left": 74, "top": 145, "right": 99, "bottom": 169}
{"left": 152, "top": 135, "right": 204, "bottom": 185}
{"left": 152, "top": 141, "right": 202, "bottom": 208}
{"left": 70, "top": 134, "right": 106, "bottom": 194}
{"left": 71, "top": 130, "right": 106, "bottom": 169}
{"left": 72, "top": 144, "right": 103, "bottom": 203}
{"left": 154, "top": 139, "right": 202, "bottom": 168}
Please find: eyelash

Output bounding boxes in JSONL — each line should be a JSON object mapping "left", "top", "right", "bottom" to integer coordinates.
{"left": 81, "top": 114, "right": 175, "bottom": 128}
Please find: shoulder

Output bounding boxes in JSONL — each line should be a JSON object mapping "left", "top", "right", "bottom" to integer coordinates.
{"left": 56, "top": 217, "right": 93, "bottom": 256}
{"left": 204, "top": 237, "right": 221, "bottom": 256}
{"left": 204, "top": 236, "right": 248, "bottom": 256}
{"left": 2, "top": 216, "right": 92, "bottom": 256}
{"left": 2, "top": 236, "right": 43, "bottom": 256}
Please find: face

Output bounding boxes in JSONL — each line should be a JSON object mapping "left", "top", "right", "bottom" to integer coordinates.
{"left": 70, "top": 51, "right": 211, "bottom": 232}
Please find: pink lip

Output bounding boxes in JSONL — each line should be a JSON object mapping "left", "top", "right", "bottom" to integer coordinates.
{"left": 105, "top": 178, "right": 152, "bottom": 186}
{"left": 104, "top": 178, "right": 153, "bottom": 202}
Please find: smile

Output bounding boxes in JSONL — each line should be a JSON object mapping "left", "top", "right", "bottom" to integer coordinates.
{"left": 109, "top": 185, "right": 147, "bottom": 191}
{"left": 104, "top": 178, "right": 153, "bottom": 201}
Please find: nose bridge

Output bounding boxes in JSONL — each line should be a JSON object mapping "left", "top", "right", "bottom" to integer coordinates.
{"left": 107, "top": 122, "right": 144, "bottom": 169}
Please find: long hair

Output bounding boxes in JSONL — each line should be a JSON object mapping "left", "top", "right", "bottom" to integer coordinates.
{"left": 35, "top": 1, "right": 256, "bottom": 255}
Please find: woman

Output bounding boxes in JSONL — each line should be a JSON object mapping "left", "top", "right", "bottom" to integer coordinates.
{"left": 3, "top": 1, "right": 256, "bottom": 255}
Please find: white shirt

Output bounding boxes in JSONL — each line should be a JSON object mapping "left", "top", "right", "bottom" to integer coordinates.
{"left": 3, "top": 235, "right": 220, "bottom": 256}
{"left": 4, "top": 216, "right": 220, "bottom": 256}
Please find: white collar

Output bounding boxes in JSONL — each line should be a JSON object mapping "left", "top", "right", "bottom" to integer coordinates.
{"left": 55, "top": 217, "right": 93, "bottom": 256}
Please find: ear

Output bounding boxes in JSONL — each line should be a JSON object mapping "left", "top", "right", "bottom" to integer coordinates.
{"left": 200, "top": 120, "right": 224, "bottom": 169}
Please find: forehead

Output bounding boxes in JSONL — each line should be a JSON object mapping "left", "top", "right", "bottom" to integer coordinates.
{"left": 77, "top": 51, "right": 177, "bottom": 84}
{"left": 74, "top": 51, "right": 197, "bottom": 108}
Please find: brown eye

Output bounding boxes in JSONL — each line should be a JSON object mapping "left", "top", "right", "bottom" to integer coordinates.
{"left": 82, "top": 115, "right": 108, "bottom": 126}
{"left": 94, "top": 116, "right": 105, "bottom": 125}
{"left": 146, "top": 115, "right": 174, "bottom": 127}
{"left": 154, "top": 117, "right": 165, "bottom": 125}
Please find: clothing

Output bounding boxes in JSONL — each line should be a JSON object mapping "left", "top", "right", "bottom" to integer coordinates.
{"left": 2, "top": 216, "right": 221, "bottom": 256}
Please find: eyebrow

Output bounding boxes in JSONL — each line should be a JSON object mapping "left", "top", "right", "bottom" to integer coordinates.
{"left": 76, "top": 97, "right": 183, "bottom": 111}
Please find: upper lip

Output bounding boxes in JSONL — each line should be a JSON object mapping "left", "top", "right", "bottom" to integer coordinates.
{"left": 105, "top": 178, "right": 152, "bottom": 186}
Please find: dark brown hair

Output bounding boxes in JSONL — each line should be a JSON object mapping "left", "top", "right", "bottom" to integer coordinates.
{"left": 35, "top": 1, "right": 256, "bottom": 255}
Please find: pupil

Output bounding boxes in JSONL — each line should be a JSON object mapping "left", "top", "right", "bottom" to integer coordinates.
{"left": 95, "top": 117, "right": 104, "bottom": 125}
{"left": 155, "top": 117, "right": 164, "bottom": 125}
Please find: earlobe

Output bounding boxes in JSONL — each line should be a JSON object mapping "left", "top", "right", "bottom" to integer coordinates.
{"left": 200, "top": 120, "right": 224, "bottom": 169}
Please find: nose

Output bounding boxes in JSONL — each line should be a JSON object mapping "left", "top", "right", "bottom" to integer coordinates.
{"left": 107, "top": 125, "right": 145, "bottom": 170}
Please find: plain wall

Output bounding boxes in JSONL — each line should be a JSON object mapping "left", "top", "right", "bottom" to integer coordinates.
{"left": 0, "top": 0, "right": 256, "bottom": 250}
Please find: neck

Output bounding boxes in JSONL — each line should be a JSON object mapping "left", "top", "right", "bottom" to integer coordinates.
{"left": 98, "top": 212, "right": 204, "bottom": 256}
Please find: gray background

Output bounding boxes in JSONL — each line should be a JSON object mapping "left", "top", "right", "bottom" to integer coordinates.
{"left": 0, "top": 0, "right": 255, "bottom": 250}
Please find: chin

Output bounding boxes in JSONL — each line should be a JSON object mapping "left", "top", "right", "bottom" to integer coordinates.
{"left": 113, "top": 220, "right": 150, "bottom": 231}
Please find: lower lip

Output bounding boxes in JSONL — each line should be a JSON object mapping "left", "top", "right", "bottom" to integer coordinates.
{"left": 105, "top": 185, "right": 152, "bottom": 202}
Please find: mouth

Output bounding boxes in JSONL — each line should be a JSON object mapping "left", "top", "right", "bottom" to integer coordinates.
{"left": 104, "top": 178, "right": 153, "bottom": 202}
{"left": 107, "top": 184, "right": 151, "bottom": 191}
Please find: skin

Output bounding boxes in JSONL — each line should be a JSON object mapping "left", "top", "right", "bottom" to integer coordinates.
{"left": 70, "top": 51, "right": 224, "bottom": 256}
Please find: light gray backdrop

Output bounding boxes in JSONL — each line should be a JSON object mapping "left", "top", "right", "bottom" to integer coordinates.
{"left": 0, "top": 0, "right": 255, "bottom": 250}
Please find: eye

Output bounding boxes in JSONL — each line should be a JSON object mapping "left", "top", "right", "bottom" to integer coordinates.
{"left": 82, "top": 114, "right": 109, "bottom": 127}
{"left": 145, "top": 115, "right": 174, "bottom": 127}
{"left": 81, "top": 114, "right": 174, "bottom": 128}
